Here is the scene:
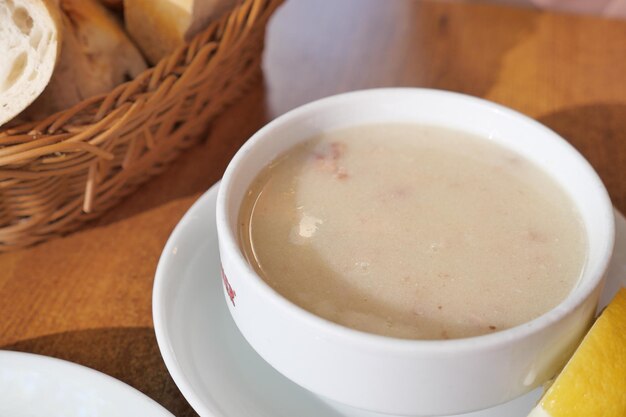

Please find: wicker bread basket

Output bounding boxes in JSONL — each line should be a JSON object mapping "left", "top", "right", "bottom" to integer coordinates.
{"left": 0, "top": 0, "right": 283, "bottom": 251}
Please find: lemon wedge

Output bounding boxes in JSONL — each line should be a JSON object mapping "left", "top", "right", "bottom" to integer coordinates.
{"left": 528, "top": 288, "right": 626, "bottom": 417}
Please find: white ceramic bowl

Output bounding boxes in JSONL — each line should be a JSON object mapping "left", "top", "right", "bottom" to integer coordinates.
{"left": 215, "top": 88, "right": 615, "bottom": 416}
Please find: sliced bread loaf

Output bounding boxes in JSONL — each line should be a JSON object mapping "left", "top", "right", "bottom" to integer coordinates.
{"left": 0, "top": 0, "right": 62, "bottom": 127}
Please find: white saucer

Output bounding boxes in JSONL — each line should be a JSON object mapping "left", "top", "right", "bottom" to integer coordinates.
{"left": 0, "top": 350, "right": 173, "bottom": 417}
{"left": 153, "top": 182, "right": 626, "bottom": 417}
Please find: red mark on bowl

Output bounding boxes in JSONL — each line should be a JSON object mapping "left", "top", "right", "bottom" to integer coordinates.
{"left": 221, "top": 267, "right": 236, "bottom": 306}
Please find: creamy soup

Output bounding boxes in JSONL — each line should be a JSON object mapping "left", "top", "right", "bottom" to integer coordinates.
{"left": 238, "top": 124, "right": 587, "bottom": 340}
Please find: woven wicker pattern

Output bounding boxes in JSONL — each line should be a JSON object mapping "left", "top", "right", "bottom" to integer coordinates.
{"left": 0, "top": 0, "right": 283, "bottom": 251}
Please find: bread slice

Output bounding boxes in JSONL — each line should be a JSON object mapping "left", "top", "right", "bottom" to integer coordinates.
{"left": 25, "top": 0, "right": 148, "bottom": 120}
{"left": 125, "top": 0, "right": 238, "bottom": 65}
{"left": 0, "top": 0, "right": 62, "bottom": 127}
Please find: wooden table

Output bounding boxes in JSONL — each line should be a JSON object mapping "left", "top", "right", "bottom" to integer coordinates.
{"left": 2, "top": 0, "right": 626, "bottom": 415}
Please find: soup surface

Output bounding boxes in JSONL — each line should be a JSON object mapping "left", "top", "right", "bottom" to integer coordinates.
{"left": 238, "top": 124, "right": 587, "bottom": 339}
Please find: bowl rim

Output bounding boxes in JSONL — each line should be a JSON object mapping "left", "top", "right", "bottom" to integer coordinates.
{"left": 216, "top": 87, "right": 616, "bottom": 353}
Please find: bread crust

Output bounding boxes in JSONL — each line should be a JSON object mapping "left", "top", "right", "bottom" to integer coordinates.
{"left": 125, "top": 0, "right": 237, "bottom": 65}
{"left": 24, "top": 0, "right": 147, "bottom": 120}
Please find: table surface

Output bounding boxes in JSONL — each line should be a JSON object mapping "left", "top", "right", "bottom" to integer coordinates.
{"left": 2, "top": 0, "right": 626, "bottom": 415}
